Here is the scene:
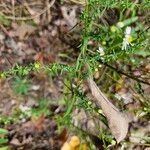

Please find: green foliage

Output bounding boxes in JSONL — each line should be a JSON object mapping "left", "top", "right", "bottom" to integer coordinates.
{"left": 0, "top": 14, "right": 10, "bottom": 26}
{"left": 12, "top": 76, "right": 30, "bottom": 95}
{"left": 0, "top": 146, "right": 8, "bottom": 150}
{"left": 0, "top": 128, "right": 8, "bottom": 148}
{"left": 31, "top": 98, "right": 51, "bottom": 117}
{"left": 0, "top": 116, "right": 14, "bottom": 125}
{"left": 0, "top": 139, "right": 8, "bottom": 145}
{"left": 0, "top": 129, "right": 7, "bottom": 135}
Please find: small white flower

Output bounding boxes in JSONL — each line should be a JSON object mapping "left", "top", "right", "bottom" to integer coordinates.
{"left": 97, "top": 47, "right": 105, "bottom": 56}
{"left": 114, "top": 93, "right": 122, "bottom": 100}
{"left": 115, "top": 93, "right": 133, "bottom": 104}
{"left": 19, "top": 105, "right": 30, "bottom": 112}
{"left": 122, "top": 26, "right": 133, "bottom": 50}
{"left": 19, "top": 105, "right": 31, "bottom": 117}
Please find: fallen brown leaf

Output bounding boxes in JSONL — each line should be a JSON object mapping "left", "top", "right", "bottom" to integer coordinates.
{"left": 61, "top": 6, "right": 77, "bottom": 29}
{"left": 34, "top": 37, "right": 49, "bottom": 49}
{"left": 34, "top": 52, "right": 44, "bottom": 62}
{"left": 145, "top": 64, "right": 150, "bottom": 72}
{"left": 32, "top": 113, "right": 45, "bottom": 131}
{"left": 57, "top": 128, "right": 68, "bottom": 144}
{"left": 87, "top": 76, "right": 129, "bottom": 143}
{"left": 13, "top": 23, "right": 36, "bottom": 40}
{"left": 10, "top": 138, "right": 21, "bottom": 146}
{"left": 21, "top": 113, "right": 45, "bottom": 135}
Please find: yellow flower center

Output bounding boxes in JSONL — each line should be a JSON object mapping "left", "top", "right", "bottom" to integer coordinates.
{"left": 127, "top": 35, "right": 133, "bottom": 43}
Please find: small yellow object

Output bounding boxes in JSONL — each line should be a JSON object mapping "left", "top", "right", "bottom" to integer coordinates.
{"left": 87, "top": 101, "right": 92, "bottom": 105}
{"left": 81, "top": 143, "right": 88, "bottom": 150}
{"left": 69, "top": 136, "right": 80, "bottom": 148}
{"left": 61, "top": 142, "right": 71, "bottom": 150}
{"left": 95, "top": 68, "right": 98, "bottom": 72}
{"left": 99, "top": 64, "right": 102, "bottom": 68}
{"left": 115, "top": 83, "right": 122, "bottom": 91}
{"left": 0, "top": 73, "right": 5, "bottom": 78}
{"left": 61, "top": 136, "right": 80, "bottom": 150}
{"left": 98, "top": 109, "right": 103, "bottom": 114}
{"left": 110, "top": 25, "right": 117, "bottom": 32}
{"left": 102, "top": 41, "right": 106, "bottom": 45}
{"left": 127, "top": 35, "right": 133, "bottom": 43}
{"left": 115, "top": 79, "right": 123, "bottom": 91}
{"left": 34, "top": 62, "right": 40, "bottom": 69}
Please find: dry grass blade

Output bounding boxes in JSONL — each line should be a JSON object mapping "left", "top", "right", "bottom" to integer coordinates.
{"left": 87, "top": 76, "right": 129, "bottom": 143}
{"left": 65, "top": 0, "right": 86, "bottom": 5}
{"left": 0, "top": 0, "right": 56, "bottom": 21}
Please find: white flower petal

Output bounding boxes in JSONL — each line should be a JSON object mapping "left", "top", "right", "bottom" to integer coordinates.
{"left": 97, "top": 47, "right": 105, "bottom": 56}
{"left": 125, "top": 26, "right": 131, "bottom": 35}
{"left": 122, "top": 39, "right": 128, "bottom": 50}
{"left": 98, "top": 47, "right": 103, "bottom": 52}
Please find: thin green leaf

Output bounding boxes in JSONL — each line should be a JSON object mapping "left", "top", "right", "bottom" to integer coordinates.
{"left": 0, "top": 129, "right": 8, "bottom": 135}
{"left": 0, "top": 138, "right": 8, "bottom": 144}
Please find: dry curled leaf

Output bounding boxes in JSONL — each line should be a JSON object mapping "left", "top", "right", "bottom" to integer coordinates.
{"left": 88, "top": 76, "right": 129, "bottom": 143}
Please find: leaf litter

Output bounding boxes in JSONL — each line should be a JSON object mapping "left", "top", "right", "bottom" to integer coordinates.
{"left": 0, "top": 1, "right": 150, "bottom": 149}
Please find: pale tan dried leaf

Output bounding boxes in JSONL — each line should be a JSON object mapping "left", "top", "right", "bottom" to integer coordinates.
{"left": 14, "top": 23, "right": 36, "bottom": 40}
{"left": 88, "top": 76, "right": 129, "bottom": 143}
{"left": 71, "top": 108, "right": 106, "bottom": 136}
{"left": 61, "top": 6, "right": 77, "bottom": 29}
{"left": 10, "top": 138, "right": 21, "bottom": 146}
{"left": 32, "top": 113, "right": 45, "bottom": 131}
{"left": 145, "top": 64, "right": 150, "bottom": 72}
{"left": 65, "top": 0, "right": 86, "bottom": 5}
